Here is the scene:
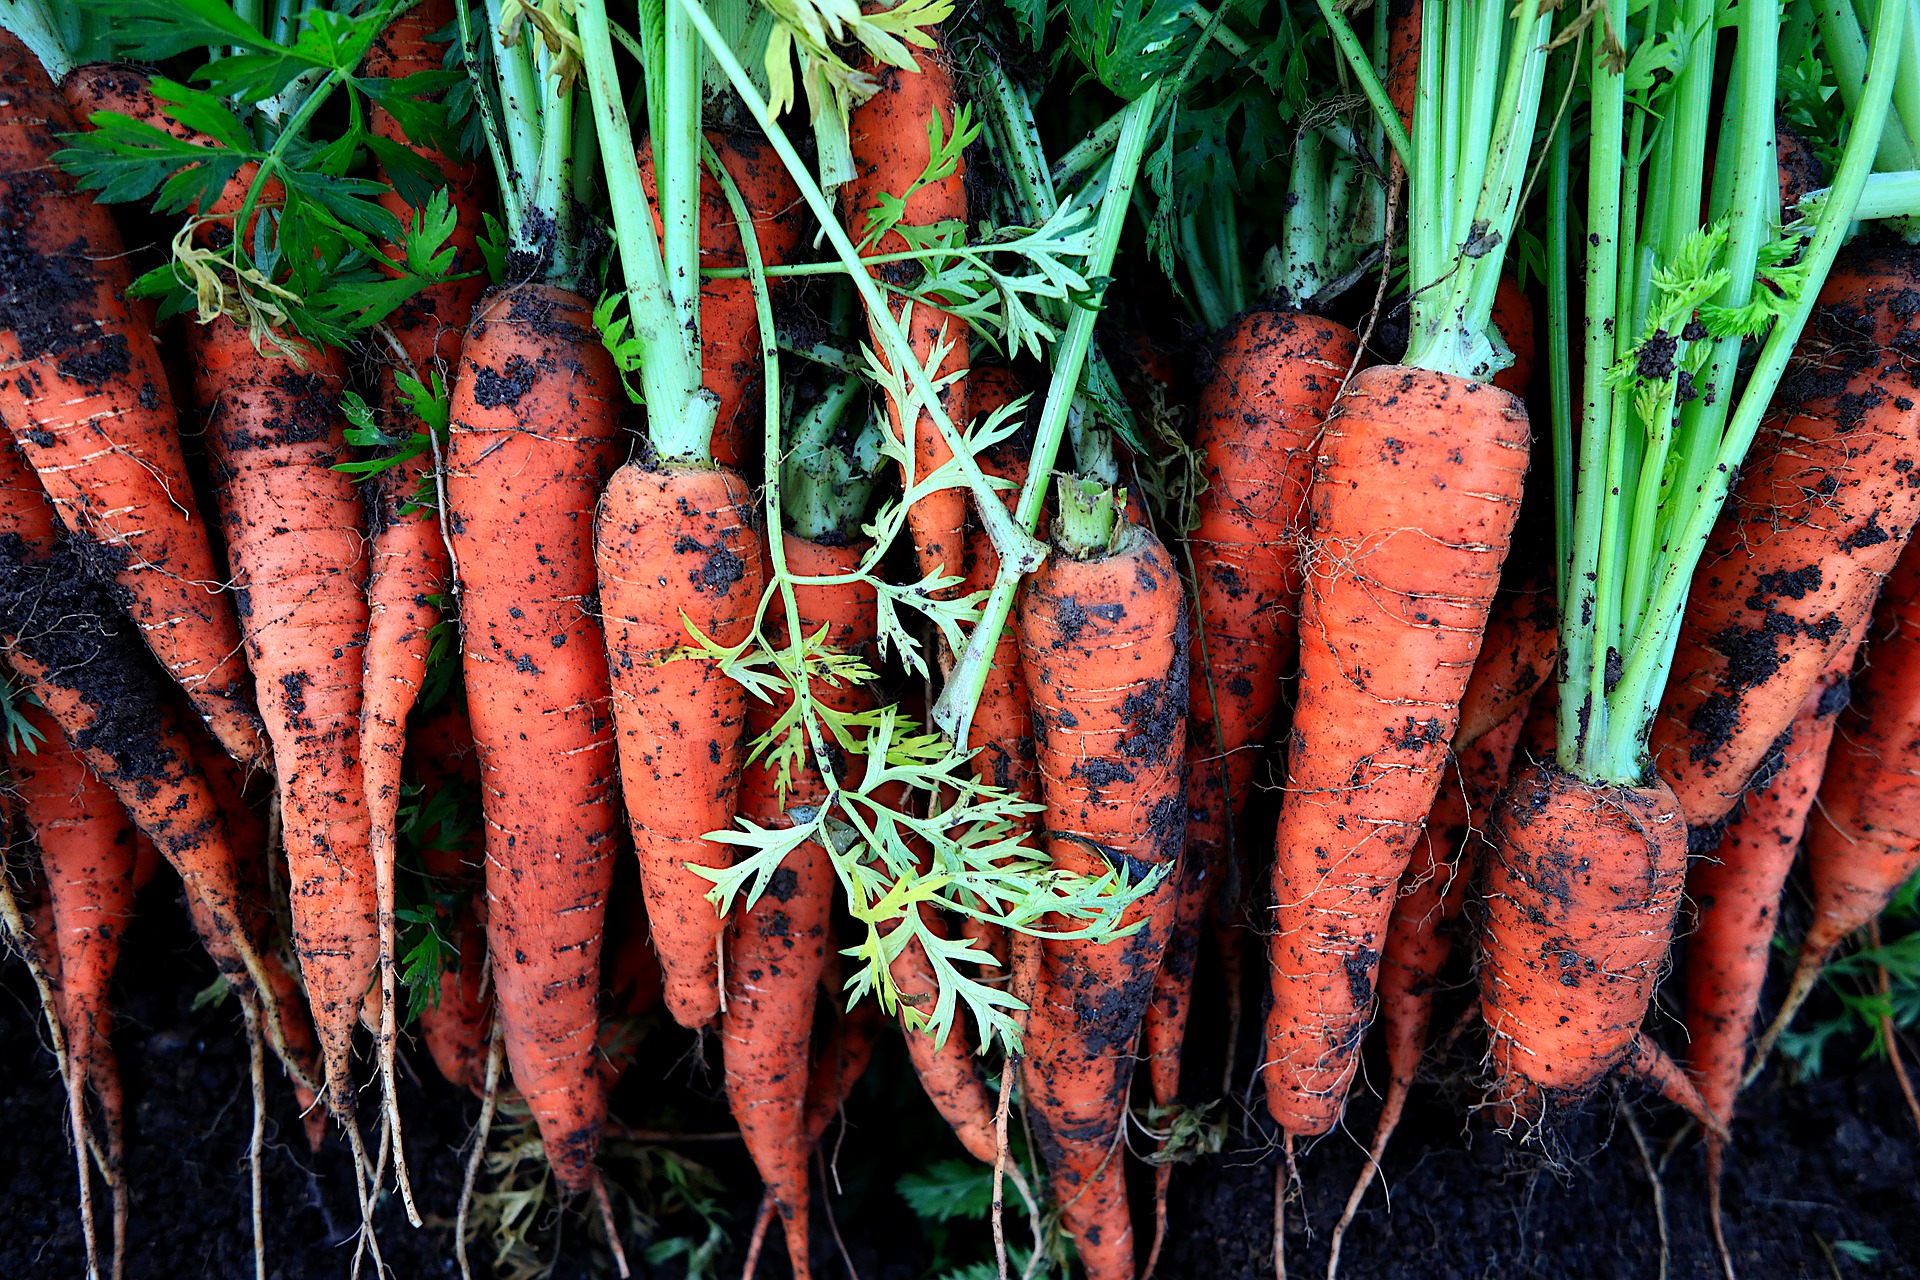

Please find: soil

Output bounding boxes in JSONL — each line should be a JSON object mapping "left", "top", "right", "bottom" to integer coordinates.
{"left": 5, "top": 884, "right": 1914, "bottom": 1280}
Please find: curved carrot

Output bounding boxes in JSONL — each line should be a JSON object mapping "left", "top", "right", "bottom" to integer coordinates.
{"left": 0, "top": 39, "right": 265, "bottom": 770}
{"left": 446, "top": 284, "right": 623, "bottom": 1194}
{"left": 193, "top": 321, "right": 375, "bottom": 1126}
{"left": 1017, "top": 514, "right": 1187, "bottom": 1280}
{"left": 638, "top": 132, "right": 804, "bottom": 470}
{"left": 1263, "top": 366, "right": 1527, "bottom": 1137}
{"left": 1757, "top": 535, "right": 1920, "bottom": 1070}
{"left": 597, "top": 460, "right": 763, "bottom": 1028}
{"left": 1479, "top": 764, "right": 1721, "bottom": 1134}
{"left": 1452, "top": 580, "right": 1557, "bottom": 749}
{"left": 845, "top": 36, "right": 972, "bottom": 585}
{"left": 1651, "top": 241, "right": 1920, "bottom": 839}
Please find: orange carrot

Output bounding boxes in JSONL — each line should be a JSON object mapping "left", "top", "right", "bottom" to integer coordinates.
{"left": 1452, "top": 580, "right": 1557, "bottom": 749}
{"left": 845, "top": 36, "right": 972, "bottom": 585}
{"left": 1651, "top": 240, "right": 1920, "bottom": 841}
{"left": 1754, "top": 533, "right": 1920, "bottom": 1074}
{"left": 1489, "top": 276, "right": 1534, "bottom": 398}
{"left": 446, "top": 284, "right": 624, "bottom": 1194}
{"left": 1479, "top": 764, "right": 1722, "bottom": 1134}
{"left": 596, "top": 456, "right": 763, "bottom": 1028}
{"left": 0, "top": 38, "right": 266, "bottom": 769}
{"left": 1016, "top": 505, "right": 1187, "bottom": 1280}
{"left": 1263, "top": 367, "right": 1527, "bottom": 1137}
{"left": 638, "top": 132, "right": 804, "bottom": 471}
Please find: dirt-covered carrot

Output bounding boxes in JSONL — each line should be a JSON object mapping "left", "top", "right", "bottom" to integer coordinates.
{"left": 1452, "top": 580, "right": 1557, "bottom": 749}
{"left": 193, "top": 320, "right": 376, "bottom": 1134}
{"left": 844, "top": 34, "right": 972, "bottom": 586}
{"left": 1262, "top": 368, "right": 1529, "bottom": 1136}
{"left": 0, "top": 36, "right": 265, "bottom": 769}
{"left": 1681, "top": 647, "right": 1854, "bottom": 1258}
{"left": 1017, "top": 481, "right": 1187, "bottom": 1280}
{"left": 639, "top": 132, "right": 804, "bottom": 471}
{"left": 596, "top": 455, "right": 763, "bottom": 1029}
{"left": 1651, "top": 240, "right": 1920, "bottom": 843}
{"left": 1750, "top": 534, "right": 1920, "bottom": 1076}
{"left": 1478, "top": 763, "right": 1723, "bottom": 1134}
{"left": 447, "top": 284, "right": 623, "bottom": 1195}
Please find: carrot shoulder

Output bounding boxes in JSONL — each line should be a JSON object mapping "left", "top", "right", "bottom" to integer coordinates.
{"left": 447, "top": 284, "right": 624, "bottom": 1194}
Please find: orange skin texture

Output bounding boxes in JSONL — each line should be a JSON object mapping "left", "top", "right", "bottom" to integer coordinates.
{"left": 194, "top": 322, "right": 374, "bottom": 1116}
{"left": 1453, "top": 580, "right": 1556, "bottom": 749}
{"left": 1489, "top": 276, "right": 1534, "bottom": 398}
{"left": 0, "top": 42, "right": 265, "bottom": 770}
{"left": 1479, "top": 764, "right": 1714, "bottom": 1129}
{"left": 1150, "top": 310, "right": 1356, "bottom": 1128}
{"left": 597, "top": 462, "right": 763, "bottom": 1028}
{"left": 14, "top": 700, "right": 136, "bottom": 1177}
{"left": 1263, "top": 366, "right": 1527, "bottom": 1136}
{"left": 845, "top": 39, "right": 971, "bottom": 586}
{"left": 1385, "top": 0, "right": 1419, "bottom": 133}
{"left": 638, "top": 133, "right": 805, "bottom": 470}
{"left": 447, "top": 285, "right": 623, "bottom": 1195}
{"left": 1016, "top": 521, "right": 1188, "bottom": 1280}
{"left": 406, "top": 698, "right": 495, "bottom": 1096}
{"left": 1682, "top": 653, "right": 1852, "bottom": 1205}
{"left": 1651, "top": 242, "right": 1920, "bottom": 834}
{"left": 1801, "top": 535, "right": 1920, "bottom": 968}
{"left": 725, "top": 533, "right": 871, "bottom": 1280}
{"left": 360, "top": 0, "right": 491, "bottom": 903}
{"left": 803, "top": 997, "right": 885, "bottom": 1140}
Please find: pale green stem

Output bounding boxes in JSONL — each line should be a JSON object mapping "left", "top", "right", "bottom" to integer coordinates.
{"left": 1312, "top": 0, "right": 1414, "bottom": 172}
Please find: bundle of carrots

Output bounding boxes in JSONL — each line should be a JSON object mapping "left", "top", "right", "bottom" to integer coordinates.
{"left": 1, "top": 0, "right": 1918, "bottom": 1276}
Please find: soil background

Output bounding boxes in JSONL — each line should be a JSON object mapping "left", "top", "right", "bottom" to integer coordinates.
{"left": 3, "top": 885, "right": 1914, "bottom": 1280}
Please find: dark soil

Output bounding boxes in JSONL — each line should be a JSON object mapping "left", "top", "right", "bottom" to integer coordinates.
{"left": 5, "top": 883, "right": 1916, "bottom": 1280}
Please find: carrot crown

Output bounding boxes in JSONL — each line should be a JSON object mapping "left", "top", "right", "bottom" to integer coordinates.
{"left": 1053, "top": 475, "right": 1122, "bottom": 561}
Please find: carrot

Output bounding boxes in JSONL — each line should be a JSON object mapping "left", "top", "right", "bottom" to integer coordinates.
{"left": 1016, "top": 494, "right": 1187, "bottom": 1280}
{"left": 1650, "top": 240, "right": 1920, "bottom": 842}
{"left": 1489, "top": 277, "right": 1535, "bottom": 398}
{"left": 446, "top": 284, "right": 624, "bottom": 1195}
{"left": 0, "top": 37, "right": 266, "bottom": 770}
{"left": 12, "top": 697, "right": 135, "bottom": 1271}
{"left": 1384, "top": 0, "right": 1420, "bottom": 133}
{"left": 191, "top": 320, "right": 376, "bottom": 1136}
{"left": 1681, "top": 643, "right": 1856, "bottom": 1262}
{"left": 638, "top": 132, "right": 804, "bottom": 471}
{"left": 358, "top": 0, "right": 491, "bottom": 1126}
{"left": 1775, "top": 118, "right": 1824, "bottom": 214}
{"left": 405, "top": 697, "right": 493, "bottom": 1096}
{"left": 596, "top": 452, "right": 763, "bottom": 1029}
{"left": 1452, "top": 580, "right": 1557, "bottom": 750}
{"left": 1750, "top": 532, "right": 1920, "bottom": 1077}
{"left": 724, "top": 532, "right": 863, "bottom": 1280}
{"left": 1263, "top": 367, "right": 1528, "bottom": 1137}
{"left": 1478, "top": 763, "right": 1723, "bottom": 1134}
{"left": 845, "top": 36, "right": 972, "bottom": 586}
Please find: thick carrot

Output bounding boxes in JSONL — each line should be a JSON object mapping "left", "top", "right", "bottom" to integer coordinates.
{"left": 1651, "top": 240, "right": 1920, "bottom": 841}
{"left": 193, "top": 320, "right": 375, "bottom": 1128}
{"left": 1754, "top": 534, "right": 1920, "bottom": 1072}
{"left": 405, "top": 697, "right": 493, "bottom": 1096}
{"left": 359, "top": 0, "right": 490, "bottom": 1106}
{"left": 446, "top": 284, "right": 623, "bottom": 1194}
{"left": 1681, "top": 647, "right": 1854, "bottom": 1257}
{"left": 1263, "top": 366, "right": 1527, "bottom": 1136}
{"left": 638, "top": 132, "right": 804, "bottom": 470}
{"left": 1016, "top": 512, "right": 1187, "bottom": 1280}
{"left": 724, "top": 532, "right": 863, "bottom": 1280}
{"left": 596, "top": 456, "right": 763, "bottom": 1028}
{"left": 0, "top": 37, "right": 265, "bottom": 769}
{"left": 12, "top": 698, "right": 136, "bottom": 1236}
{"left": 845, "top": 36, "right": 972, "bottom": 585}
{"left": 1478, "top": 763, "right": 1721, "bottom": 1133}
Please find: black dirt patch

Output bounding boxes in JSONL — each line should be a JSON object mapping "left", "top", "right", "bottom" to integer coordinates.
{"left": 471, "top": 355, "right": 539, "bottom": 409}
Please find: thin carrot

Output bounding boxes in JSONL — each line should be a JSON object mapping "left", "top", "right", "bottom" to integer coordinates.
{"left": 0, "top": 38, "right": 266, "bottom": 769}
{"left": 638, "top": 132, "right": 804, "bottom": 471}
{"left": 1452, "top": 580, "right": 1557, "bottom": 750}
{"left": 446, "top": 283, "right": 624, "bottom": 1195}
{"left": 1017, "top": 487, "right": 1187, "bottom": 1280}
{"left": 1651, "top": 239, "right": 1920, "bottom": 842}
{"left": 1263, "top": 367, "right": 1528, "bottom": 1137}
{"left": 1750, "top": 532, "right": 1920, "bottom": 1077}
{"left": 1489, "top": 276, "right": 1534, "bottom": 398}
{"left": 845, "top": 34, "right": 972, "bottom": 586}
{"left": 1478, "top": 763, "right": 1723, "bottom": 1135}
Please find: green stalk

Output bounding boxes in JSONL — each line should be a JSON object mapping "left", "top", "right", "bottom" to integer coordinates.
{"left": 1820, "top": 0, "right": 1916, "bottom": 169}
{"left": 484, "top": 0, "right": 547, "bottom": 227}
{"left": 229, "top": 68, "right": 347, "bottom": 263}
{"left": 1605, "top": 0, "right": 1908, "bottom": 776}
{"left": 1312, "top": 0, "right": 1414, "bottom": 172}
{"left": 932, "top": 83, "right": 1162, "bottom": 745}
{"left": 455, "top": 0, "right": 517, "bottom": 210}
{"left": 783, "top": 376, "right": 879, "bottom": 543}
{"left": 675, "top": 0, "right": 1045, "bottom": 575}
{"left": 660, "top": 0, "right": 703, "bottom": 367}
{"left": 578, "top": 0, "right": 707, "bottom": 459}
{"left": 1818, "top": 167, "right": 1920, "bottom": 217}
{"left": 1053, "top": 476, "right": 1119, "bottom": 560}
{"left": 1545, "top": 58, "right": 1574, "bottom": 613}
